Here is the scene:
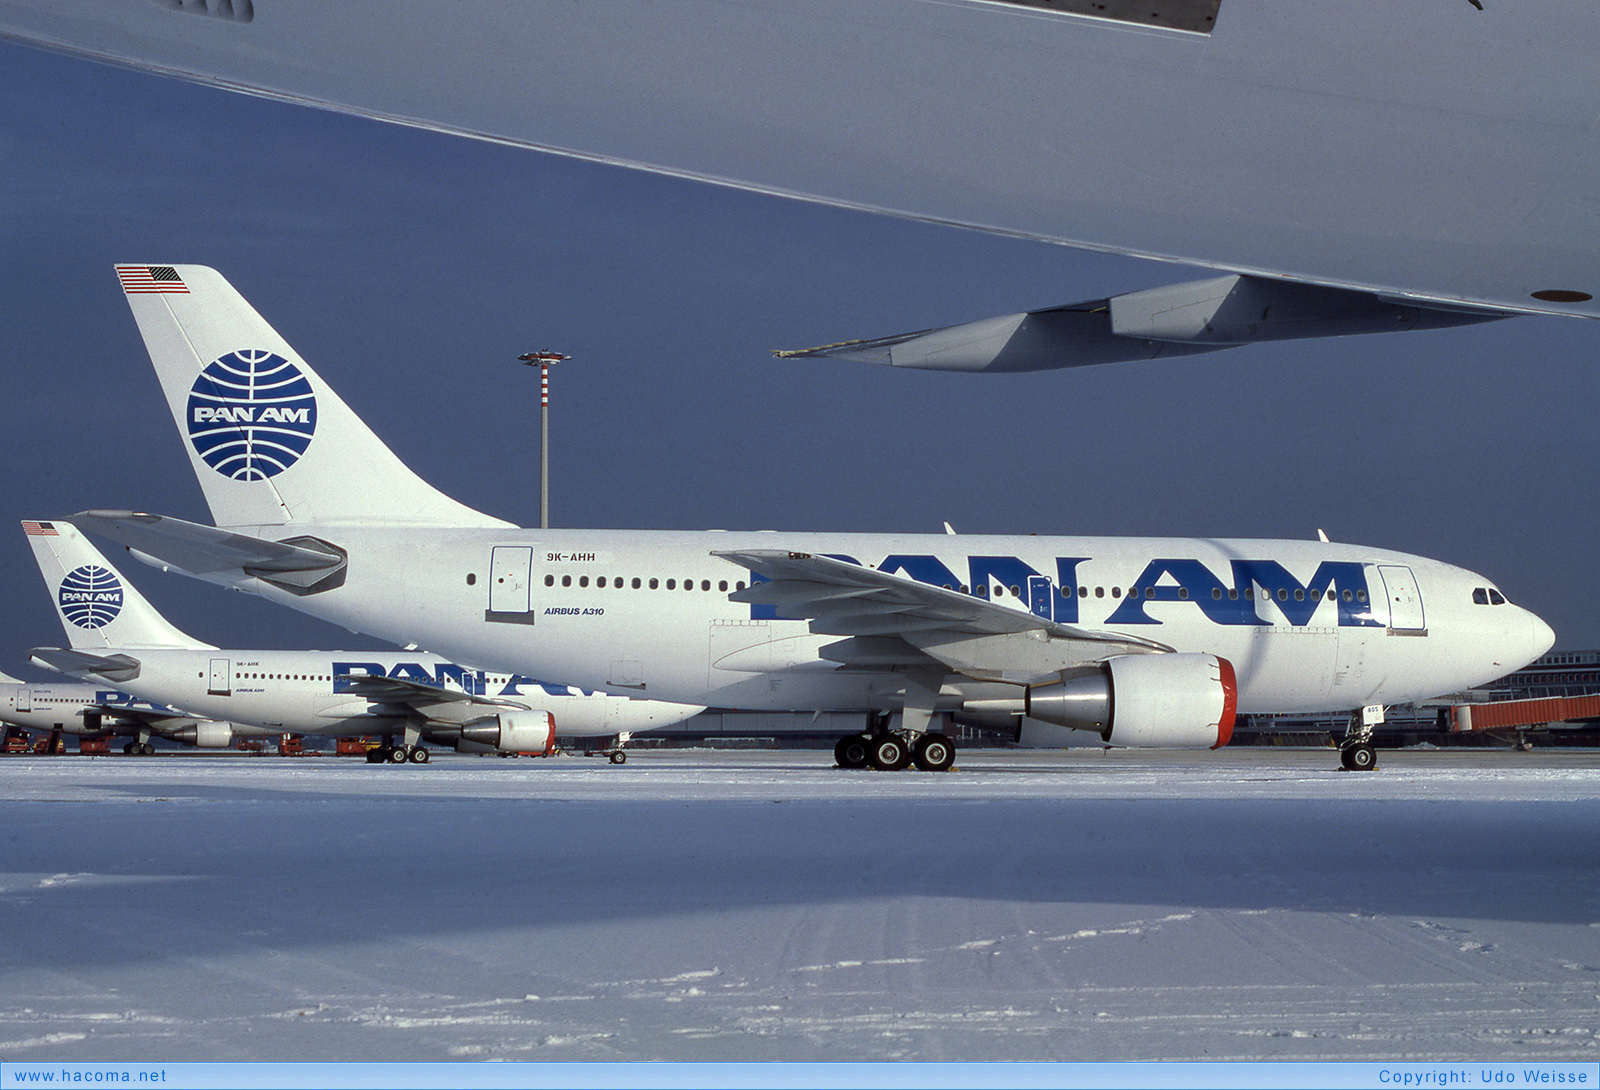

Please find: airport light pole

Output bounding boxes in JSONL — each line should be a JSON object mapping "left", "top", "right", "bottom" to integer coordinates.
{"left": 517, "top": 351, "right": 570, "bottom": 529}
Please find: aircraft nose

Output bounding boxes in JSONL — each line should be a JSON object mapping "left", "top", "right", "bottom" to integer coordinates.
{"left": 1526, "top": 609, "right": 1556, "bottom": 661}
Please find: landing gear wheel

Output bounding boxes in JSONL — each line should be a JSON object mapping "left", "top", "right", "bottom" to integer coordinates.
{"left": 123, "top": 742, "right": 136, "bottom": 755}
{"left": 387, "top": 746, "right": 410, "bottom": 764}
{"left": 834, "top": 735, "right": 870, "bottom": 770}
{"left": 1341, "top": 743, "right": 1377, "bottom": 771}
{"left": 408, "top": 747, "right": 430, "bottom": 764}
{"left": 868, "top": 733, "right": 911, "bottom": 772}
{"left": 912, "top": 733, "right": 955, "bottom": 772}
{"left": 365, "top": 748, "right": 385, "bottom": 764}
{"left": 609, "top": 750, "right": 627, "bottom": 764}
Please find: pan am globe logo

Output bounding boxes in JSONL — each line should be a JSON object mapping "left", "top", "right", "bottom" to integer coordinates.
{"left": 59, "top": 565, "right": 124, "bottom": 629}
{"left": 187, "top": 350, "right": 318, "bottom": 480}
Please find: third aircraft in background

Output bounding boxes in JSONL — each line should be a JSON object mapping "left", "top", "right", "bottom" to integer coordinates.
{"left": 62, "top": 264, "right": 1555, "bottom": 773}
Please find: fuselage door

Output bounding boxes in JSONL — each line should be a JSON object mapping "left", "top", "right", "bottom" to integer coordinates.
{"left": 15, "top": 688, "right": 30, "bottom": 713}
{"left": 487, "top": 546, "right": 535, "bottom": 621}
{"left": 208, "top": 657, "right": 232, "bottom": 696}
{"left": 1027, "top": 575, "right": 1053, "bottom": 619}
{"left": 1378, "top": 565, "right": 1427, "bottom": 635}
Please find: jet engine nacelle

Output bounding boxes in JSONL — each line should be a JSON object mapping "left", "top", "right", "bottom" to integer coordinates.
{"left": 171, "top": 722, "right": 235, "bottom": 748}
{"left": 459, "top": 710, "right": 555, "bottom": 754}
{"left": 1024, "top": 653, "right": 1237, "bottom": 749}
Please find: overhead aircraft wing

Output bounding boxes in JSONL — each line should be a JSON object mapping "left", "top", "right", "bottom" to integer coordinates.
{"left": 715, "top": 549, "right": 1168, "bottom": 686}
{"left": 776, "top": 277, "right": 1510, "bottom": 373}
{"left": 30, "top": 647, "right": 142, "bottom": 683}
{"left": 67, "top": 511, "right": 346, "bottom": 595}
{"left": 1, "top": 2, "right": 1596, "bottom": 319}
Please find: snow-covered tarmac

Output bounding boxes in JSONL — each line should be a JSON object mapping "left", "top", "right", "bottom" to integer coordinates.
{"left": 1, "top": 747, "right": 1597, "bottom": 1061}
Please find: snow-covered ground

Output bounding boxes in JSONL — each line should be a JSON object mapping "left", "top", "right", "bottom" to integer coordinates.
{"left": 1, "top": 747, "right": 1597, "bottom": 1061}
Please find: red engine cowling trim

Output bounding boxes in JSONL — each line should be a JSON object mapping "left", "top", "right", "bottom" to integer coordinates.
{"left": 1213, "top": 656, "right": 1238, "bottom": 749}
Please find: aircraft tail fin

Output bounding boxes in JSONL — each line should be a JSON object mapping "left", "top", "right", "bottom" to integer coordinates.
{"left": 23, "top": 520, "right": 213, "bottom": 651}
{"left": 114, "top": 264, "right": 512, "bottom": 530}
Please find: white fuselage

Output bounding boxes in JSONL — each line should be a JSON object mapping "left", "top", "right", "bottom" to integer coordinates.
{"left": 0, "top": 679, "right": 260, "bottom": 740}
{"left": 190, "top": 528, "right": 1552, "bottom": 716}
{"left": 40, "top": 651, "right": 698, "bottom": 740}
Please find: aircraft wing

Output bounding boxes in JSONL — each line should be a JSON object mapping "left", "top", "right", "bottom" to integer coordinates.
{"left": 86, "top": 704, "right": 196, "bottom": 732}
{"left": 30, "top": 647, "right": 142, "bottom": 683}
{"left": 776, "top": 278, "right": 1510, "bottom": 373}
{"left": 715, "top": 549, "right": 1167, "bottom": 685}
{"left": 335, "top": 674, "right": 532, "bottom": 719}
{"left": 1, "top": 2, "right": 1596, "bottom": 319}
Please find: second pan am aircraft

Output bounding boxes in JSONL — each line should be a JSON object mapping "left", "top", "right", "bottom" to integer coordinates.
{"left": 75, "top": 265, "right": 1555, "bottom": 772}
{"left": 24, "top": 518, "right": 704, "bottom": 762}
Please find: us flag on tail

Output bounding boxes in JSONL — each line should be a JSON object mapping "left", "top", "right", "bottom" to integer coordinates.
{"left": 116, "top": 265, "right": 189, "bottom": 294}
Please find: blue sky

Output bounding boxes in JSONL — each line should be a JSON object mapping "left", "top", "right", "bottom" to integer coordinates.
{"left": 1, "top": 40, "right": 1596, "bottom": 658}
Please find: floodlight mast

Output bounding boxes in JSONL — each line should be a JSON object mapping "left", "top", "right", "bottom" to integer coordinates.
{"left": 516, "top": 351, "right": 570, "bottom": 530}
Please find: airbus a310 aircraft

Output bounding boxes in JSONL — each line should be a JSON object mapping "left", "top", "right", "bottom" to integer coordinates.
{"left": 66, "top": 265, "right": 1553, "bottom": 772}
{"left": 2, "top": 2, "right": 1595, "bottom": 371}
{"left": 24, "top": 518, "right": 704, "bottom": 762}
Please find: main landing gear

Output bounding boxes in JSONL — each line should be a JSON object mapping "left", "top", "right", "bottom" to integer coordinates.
{"left": 366, "top": 744, "right": 430, "bottom": 764}
{"left": 834, "top": 713, "right": 957, "bottom": 773}
{"left": 122, "top": 741, "right": 156, "bottom": 756}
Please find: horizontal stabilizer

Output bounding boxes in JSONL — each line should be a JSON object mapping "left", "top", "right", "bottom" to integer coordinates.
{"left": 69, "top": 511, "right": 347, "bottom": 596}
{"left": 30, "top": 647, "right": 142, "bottom": 683}
{"left": 776, "top": 275, "right": 1510, "bottom": 373}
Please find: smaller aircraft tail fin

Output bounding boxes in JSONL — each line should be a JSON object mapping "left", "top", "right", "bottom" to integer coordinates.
{"left": 114, "top": 263, "right": 512, "bottom": 530}
{"left": 23, "top": 520, "right": 212, "bottom": 651}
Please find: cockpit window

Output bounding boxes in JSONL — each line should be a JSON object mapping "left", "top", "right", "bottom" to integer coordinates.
{"left": 1473, "top": 588, "right": 1489, "bottom": 605}
{"left": 1489, "top": 589, "right": 1506, "bottom": 605}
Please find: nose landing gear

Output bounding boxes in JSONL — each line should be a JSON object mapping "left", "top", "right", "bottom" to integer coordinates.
{"left": 1338, "top": 704, "right": 1383, "bottom": 771}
